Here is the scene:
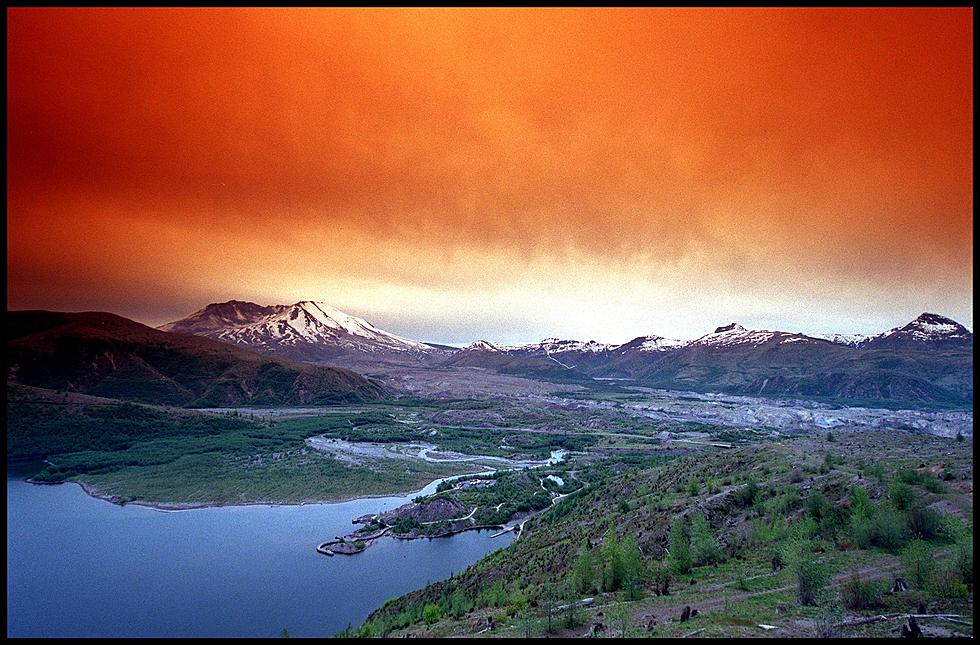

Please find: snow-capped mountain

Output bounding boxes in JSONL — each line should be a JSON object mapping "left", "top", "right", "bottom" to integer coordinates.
{"left": 461, "top": 340, "right": 502, "bottom": 352}
{"left": 688, "top": 323, "right": 823, "bottom": 349}
{"left": 160, "top": 300, "right": 435, "bottom": 362}
{"left": 501, "top": 338, "right": 613, "bottom": 355}
{"left": 601, "top": 334, "right": 684, "bottom": 356}
{"left": 808, "top": 333, "right": 870, "bottom": 347}
{"left": 863, "top": 313, "right": 973, "bottom": 350}
{"left": 159, "top": 302, "right": 971, "bottom": 407}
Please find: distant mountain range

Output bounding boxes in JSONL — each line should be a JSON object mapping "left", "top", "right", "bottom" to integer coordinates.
{"left": 14, "top": 302, "right": 970, "bottom": 409}
{"left": 6, "top": 311, "right": 387, "bottom": 407}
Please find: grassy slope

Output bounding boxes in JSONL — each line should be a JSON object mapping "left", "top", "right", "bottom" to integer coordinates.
{"left": 7, "top": 384, "right": 472, "bottom": 505}
{"left": 356, "top": 431, "right": 973, "bottom": 638}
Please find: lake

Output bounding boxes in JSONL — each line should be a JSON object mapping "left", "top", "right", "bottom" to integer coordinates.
{"left": 6, "top": 463, "right": 515, "bottom": 637}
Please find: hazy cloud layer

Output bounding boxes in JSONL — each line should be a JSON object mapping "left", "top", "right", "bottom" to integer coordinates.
{"left": 7, "top": 8, "right": 973, "bottom": 343}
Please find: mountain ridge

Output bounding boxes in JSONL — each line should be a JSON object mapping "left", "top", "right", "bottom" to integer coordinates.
{"left": 157, "top": 303, "right": 972, "bottom": 407}
{"left": 7, "top": 310, "right": 388, "bottom": 407}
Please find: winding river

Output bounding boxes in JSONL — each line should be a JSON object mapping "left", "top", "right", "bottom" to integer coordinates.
{"left": 6, "top": 462, "right": 515, "bottom": 637}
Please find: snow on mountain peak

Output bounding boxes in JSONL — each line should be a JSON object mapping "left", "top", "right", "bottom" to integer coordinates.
{"left": 464, "top": 340, "right": 501, "bottom": 352}
{"left": 872, "top": 312, "right": 972, "bottom": 345}
{"left": 635, "top": 335, "right": 685, "bottom": 352}
{"left": 713, "top": 323, "right": 747, "bottom": 334}
{"left": 692, "top": 324, "right": 779, "bottom": 348}
{"left": 160, "top": 299, "right": 430, "bottom": 355}
{"left": 908, "top": 313, "right": 966, "bottom": 334}
{"left": 808, "top": 332, "right": 869, "bottom": 347}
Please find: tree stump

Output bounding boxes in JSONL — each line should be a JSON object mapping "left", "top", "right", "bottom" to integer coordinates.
{"left": 899, "top": 616, "right": 921, "bottom": 638}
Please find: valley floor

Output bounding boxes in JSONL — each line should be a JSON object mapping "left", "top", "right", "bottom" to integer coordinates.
{"left": 7, "top": 377, "right": 974, "bottom": 639}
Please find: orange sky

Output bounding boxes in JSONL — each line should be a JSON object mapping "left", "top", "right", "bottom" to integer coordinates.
{"left": 7, "top": 8, "right": 973, "bottom": 343}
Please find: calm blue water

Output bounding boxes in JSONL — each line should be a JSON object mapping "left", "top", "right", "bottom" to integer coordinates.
{"left": 6, "top": 464, "right": 514, "bottom": 637}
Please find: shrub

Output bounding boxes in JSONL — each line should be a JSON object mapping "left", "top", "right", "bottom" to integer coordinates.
{"left": 954, "top": 532, "right": 973, "bottom": 584}
{"left": 422, "top": 603, "right": 442, "bottom": 625}
{"left": 889, "top": 481, "right": 917, "bottom": 511}
{"left": 686, "top": 477, "right": 700, "bottom": 497}
{"left": 785, "top": 539, "right": 830, "bottom": 606}
{"left": 928, "top": 565, "right": 969, "bottom": 599}
{"left": 871, "top": 506, "right": 909, "bottom": 552}
{"left": 850, "top": 485, "right": 873, "bottom": 517}
{"left": 849, "top": 512, "right": 875, "bottom": 549}
{"left": 505, "top": 589, "right": 528, "bottom": 616}
{"left": 920, "top": 477, "right": 946, "bottom": 494}
{"left": 449, "top": 589, "right": 472, "bottom": 618}
{"left": 841, "top": 574, "right": 884, "bottom": 610}
{"left": 806, "top": 492, "right": 831, "bottom": 523}
{"left": 901, "top": 540, "right": 936, "bottom": 589}
{"left": 651, "top": 560, "right": 671, "bottom": 596}
{"left": 735, "top": 568, "right": 751, "bottom": 592}
{"left": 905, "top": 503, "right": 943, "bottom": 540}
{"left": 896, "top": 468, "right": 946, "bottom": 493}
{"left": 733, "top": 480, "right": 759, "bottom": 508}
{"left": 866, "top": 461, "right": 886, "bottom": 484}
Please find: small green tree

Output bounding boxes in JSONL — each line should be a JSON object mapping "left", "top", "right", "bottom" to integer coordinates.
{"left": 611, "top": 602, "right": 631, "bottom": 637}
{"left": 542, "top": 583, "right": 557, "bottom": 634}
{"left": 651, "top": 559, "right": 671, "bottom": 596}
{"left": 686, "top": 476, "right": 700, "bottom": 497}
{"left": 691, "top": 514, "right": 723, "bottom": 566}
{"left": 820, "top": 452, "right": 834, "bottom": 473}
{"left": 572, "top": 538, "right": 596, "bottom": 595}
{"left": 866, "top": 461, "right": 886, "bottom": 484}
{"left": 901, "top": 540, "right": 936, "bottom": 589}
{"left": 850, "top": 485, "right": 873, "bottom": 517}
{"left": 785, "top": 538, "right": 829, "bottom": 606}
{"left": 601, "top": 523, "right": 625, "bottom": 592}
{"left": 562, "top": 579, "right": 581, "bottom": 629}
{"left": 521, "top": 608, "right": 537, "bottom": 638}
{"left": 668, "top": 518, "right": 692, "bottom": 575}
{"left": 621, "top": 534, "right": 646, "bottom": 600}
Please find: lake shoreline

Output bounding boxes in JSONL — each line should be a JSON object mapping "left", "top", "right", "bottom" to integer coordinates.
{"left": 58, "top": 470, "right": 491, "bottom": 512}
